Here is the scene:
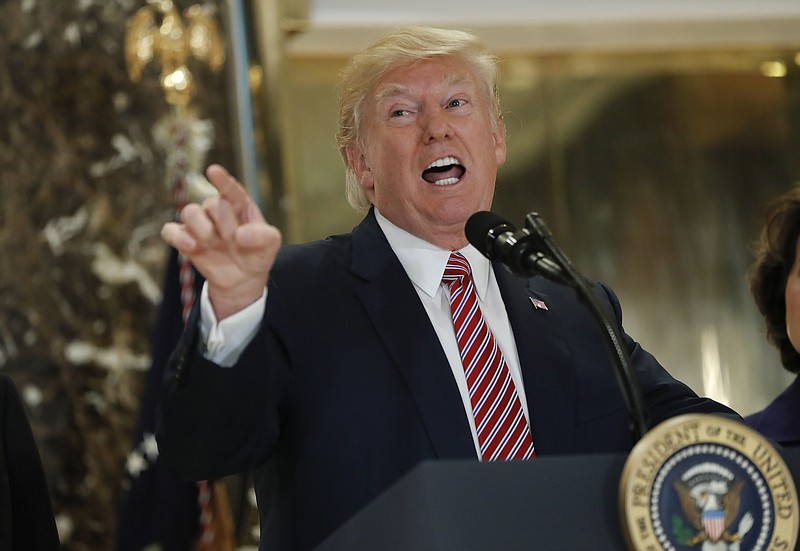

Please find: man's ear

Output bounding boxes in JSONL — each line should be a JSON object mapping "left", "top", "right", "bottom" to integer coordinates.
{"left": 493, "top": 118, "right": 507, "bottom": 167}
{"left": 346, "top": 145, "right": 374, "bottom": 190}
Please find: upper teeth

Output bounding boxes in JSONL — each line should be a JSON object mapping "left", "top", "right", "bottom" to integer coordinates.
{"left": 426, "top": 156, "right": 459, "bottom": 169}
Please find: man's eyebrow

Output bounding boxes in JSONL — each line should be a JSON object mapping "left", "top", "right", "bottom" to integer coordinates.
{"left": 444, "top": 72, "right": 471, "bottom": 88}
{"left": 375, "top": 83, "right": 412, "bottom": 103}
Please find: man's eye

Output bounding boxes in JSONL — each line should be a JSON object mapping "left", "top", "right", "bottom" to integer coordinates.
{"left": 391, "top": 109, "right": 408, "bottom": 117}
{"left": 448, "top": 99, "right": 465, "bottom": 108}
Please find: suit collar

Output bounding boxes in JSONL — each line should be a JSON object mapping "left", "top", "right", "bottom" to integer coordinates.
{"left": 350, "top": 209, "right": 477, "bottom": 460}
{"left": 494, "top": 266, "right": 578, "bottom": 453}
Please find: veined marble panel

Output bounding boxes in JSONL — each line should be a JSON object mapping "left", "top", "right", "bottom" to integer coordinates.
{"left": 0, "top": 0, "right": 235, "bottom": 548}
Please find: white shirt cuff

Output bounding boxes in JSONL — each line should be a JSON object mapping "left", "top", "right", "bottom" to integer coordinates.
{"left": 199, "top": 282, "right": 267, "bottom": 367}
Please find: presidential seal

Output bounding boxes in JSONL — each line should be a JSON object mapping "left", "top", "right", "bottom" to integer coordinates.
{"left": 619, "top": 414, "right": 798, "bottom": 551}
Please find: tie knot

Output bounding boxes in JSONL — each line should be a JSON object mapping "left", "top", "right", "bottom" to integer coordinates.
{"left": 443, "top": 252, "right": 471, "bottom": 285}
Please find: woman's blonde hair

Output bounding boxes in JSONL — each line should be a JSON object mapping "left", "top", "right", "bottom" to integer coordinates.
{"left": 335, "top": 26, "right": 502, "bottom": 211}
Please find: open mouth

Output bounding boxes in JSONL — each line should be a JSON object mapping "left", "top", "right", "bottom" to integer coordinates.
{"left": 422, "top": 156, "right": 465, "bottom": 186}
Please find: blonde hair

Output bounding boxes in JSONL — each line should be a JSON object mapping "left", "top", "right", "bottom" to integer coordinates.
{"left": 335, "top": 26, "right": 502, "bottom": 211}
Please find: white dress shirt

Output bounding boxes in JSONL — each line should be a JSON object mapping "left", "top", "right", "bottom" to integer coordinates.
{"left": 198, "top": 209, "right": 531, "bottom": 459}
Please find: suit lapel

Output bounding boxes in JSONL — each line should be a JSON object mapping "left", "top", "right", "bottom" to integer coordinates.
{"left": 495, "top": 265, "right": 578, "bottom": 453}
{"left": 349, "top": 211, "right": 476, "bottom": 460}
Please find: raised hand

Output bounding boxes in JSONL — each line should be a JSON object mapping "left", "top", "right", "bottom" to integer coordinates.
{"left": 161, "top": 164, "right": 282, "bottom": 319}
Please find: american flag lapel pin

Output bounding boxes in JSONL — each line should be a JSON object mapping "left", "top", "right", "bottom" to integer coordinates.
{"left": 529, "top": 297, "right": 548, "bottom": 310}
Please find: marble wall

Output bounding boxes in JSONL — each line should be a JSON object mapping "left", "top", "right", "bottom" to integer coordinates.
{"left": 0, "top": 0, "right": 235, "bottom": 548}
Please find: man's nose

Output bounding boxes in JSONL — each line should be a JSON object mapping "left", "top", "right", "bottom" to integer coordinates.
{"left": 422, "top": 109, "right": 451, "bottom": 142}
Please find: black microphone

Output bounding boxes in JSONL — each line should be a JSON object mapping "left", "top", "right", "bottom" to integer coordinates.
{"left": 465, "top": 211, "right": 565, "bottom": 282}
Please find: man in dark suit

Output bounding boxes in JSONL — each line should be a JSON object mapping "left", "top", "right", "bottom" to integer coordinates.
{"left": 0, "top": 373, "right": 60, "bottom": 549}
{"left": 157, "top": 26, "right": 739, "bottom": 551}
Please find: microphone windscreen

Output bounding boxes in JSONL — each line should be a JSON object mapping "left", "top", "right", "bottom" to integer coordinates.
{"left": 465, "top": 211, "right": 515, "bottom": 255}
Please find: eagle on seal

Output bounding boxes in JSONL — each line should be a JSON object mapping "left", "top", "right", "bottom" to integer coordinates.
{"left": 674, "top": 476, "right": 753, "bottom": 548}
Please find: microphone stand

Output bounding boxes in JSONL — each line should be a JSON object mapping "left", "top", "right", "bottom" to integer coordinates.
{"left": 524, "top": 212, "right": 649, "bottom": 442}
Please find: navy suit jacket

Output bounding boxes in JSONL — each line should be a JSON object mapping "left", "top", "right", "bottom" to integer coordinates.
{"left": 157, "top": 208, "right": 739, "bottom": 550}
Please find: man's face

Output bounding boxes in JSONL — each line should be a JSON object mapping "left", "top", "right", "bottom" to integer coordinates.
{"left": 347, "top": 56, "right": 506, "bottom": 248}
{"left": 786, "top": 236, "right": 800, "bottom": 353}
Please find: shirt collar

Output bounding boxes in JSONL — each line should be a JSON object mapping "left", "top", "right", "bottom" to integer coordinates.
{"left": 374, "top": 208, "right": 491, "bottom": 300}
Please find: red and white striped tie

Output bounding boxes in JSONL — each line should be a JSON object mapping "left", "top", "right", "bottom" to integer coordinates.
{"left": 443, "top": 252, "right": 535, "bottom": 461}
